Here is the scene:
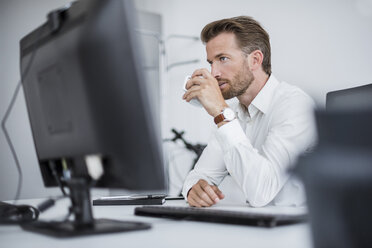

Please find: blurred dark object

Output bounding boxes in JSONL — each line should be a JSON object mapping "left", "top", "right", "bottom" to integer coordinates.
{"left": 295, "top": 109, "right": 372, "bottom": 248}
{"left": 316, "top": 111, "right": 372, "bottom": 149}
{"left": 326, "top": 84, "right": 372, "bottom": 111}
{"left": 0, "top": 202, "right": 39, "bottom": 225}
{"left": 164, "top": 128, "right": 206, "bottom": 170}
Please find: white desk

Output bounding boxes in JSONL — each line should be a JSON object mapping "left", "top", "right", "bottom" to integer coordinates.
{"left": 1, "top": 198, "right": 314, "bottom": 248}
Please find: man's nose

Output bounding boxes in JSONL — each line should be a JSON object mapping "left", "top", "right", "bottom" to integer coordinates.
{"left": 211, "top": 64, "right": 221, "bottom": 79}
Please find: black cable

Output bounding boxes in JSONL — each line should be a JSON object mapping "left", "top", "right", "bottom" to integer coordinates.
{"left": 0, "top": 195, "right": 68, "bottom": 225}
{"left": 48, "top": 161, "right": 68, "bottom": 196}
{"left": 1, "top": 26, "right": 41, "bottom": 203}
{"left": 37, "top": 195, "right": 66, "bottom": 213}
{"left": 0, "top": 201, "right": 39, "bottom": 225}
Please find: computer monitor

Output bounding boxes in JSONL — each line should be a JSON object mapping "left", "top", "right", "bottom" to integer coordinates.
{"left": 19, "top": 0, "right": 165, "bottom": 237}
{"left": 326, "top": 84, "right": 372, "bottom": 111}
{"left": 323, "top": 84, "right": 372, "bottom": 149}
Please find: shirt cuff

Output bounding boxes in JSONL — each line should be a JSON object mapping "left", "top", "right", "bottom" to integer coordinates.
{"left": 215, "top": 119, "right": 250, "bottom": 153}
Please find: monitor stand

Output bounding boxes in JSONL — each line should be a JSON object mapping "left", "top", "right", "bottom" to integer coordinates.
{"left": 21, "top": 178, "right": 151, "bottom": 238}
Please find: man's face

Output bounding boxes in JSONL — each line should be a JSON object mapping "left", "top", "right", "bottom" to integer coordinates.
{"left": 206, "top": 32, "right": 254, "bottom": 100}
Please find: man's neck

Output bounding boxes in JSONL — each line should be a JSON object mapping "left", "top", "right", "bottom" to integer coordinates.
{"left": 237, "top": 72, "right": 270, "bottom": 108}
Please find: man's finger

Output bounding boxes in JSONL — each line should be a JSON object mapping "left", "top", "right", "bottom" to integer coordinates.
{"left": 194, "top": 184, "right": 214, "bottom": 206}
{"left": 185, "top": 77, "right": 204, "bottom": 90}
{"left": 183, "top": 88, "right": 204, "bottom": 103}
{"left": 188, "top": 186, "right": 212, "bottom": 207}
{"left": 190, "top": 193, "right": 210, "bottom": 207}
{"left": 201, "top": 183, "right": 220, "bottom": 203}
{"left": 211, "top": 185, "right": 225, "bottom": 199}
{"left": 187, "top": 195, "right": 201, "bottom": 207}
{"left": 191, "top": 68, "right": 212, "bottom": 80}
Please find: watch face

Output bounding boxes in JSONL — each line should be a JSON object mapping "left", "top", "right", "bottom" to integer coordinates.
{"left": 223, "top": 108, "right": 235, "bottom": 121}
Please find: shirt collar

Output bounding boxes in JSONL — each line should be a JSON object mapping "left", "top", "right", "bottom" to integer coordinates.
{"left": 234, "top": 74, "right": 279, "bottom": 121}
{"left": 250, "top": 74, "right": 279, "bottom": 115}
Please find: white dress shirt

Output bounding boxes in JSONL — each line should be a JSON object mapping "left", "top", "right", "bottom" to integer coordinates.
{"left": 182, "top": 75, "right": 317, "bottom": 207}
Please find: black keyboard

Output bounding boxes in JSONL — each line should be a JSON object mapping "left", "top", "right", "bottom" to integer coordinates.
{"left": 134, "top": 206, "right": 307, "bottom": 227}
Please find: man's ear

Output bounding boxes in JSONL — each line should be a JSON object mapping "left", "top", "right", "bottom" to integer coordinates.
{"left": 248, "top": 50, "right": 264, "bottom": 71}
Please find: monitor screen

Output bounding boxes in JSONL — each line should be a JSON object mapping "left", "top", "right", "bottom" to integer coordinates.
{"left": 20, "top": 0, "right": 165, "bottom": 191}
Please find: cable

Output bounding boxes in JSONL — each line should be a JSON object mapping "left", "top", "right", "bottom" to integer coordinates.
{"left": 37, "top": 195, "right": 66, "bottom": 213}
{"left": 48, "top": 161, "right": 68, "bottom": 196}
{"left": 0, "top": 201, "right": 39, "bottom": 225}
{"left": 1, "top": 25, "right": 42, "bottom": 203}
{"left": 1, "top": 81, "right": 23, "bottom": 203}
{"left": 0, "top": 194, "right": 68, "bottom": 225}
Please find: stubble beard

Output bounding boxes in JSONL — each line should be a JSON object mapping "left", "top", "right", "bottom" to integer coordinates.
{"left": 219, "top": 63, "right": 255, "bottom": 100}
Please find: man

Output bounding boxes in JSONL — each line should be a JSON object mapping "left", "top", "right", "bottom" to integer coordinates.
{"left": 182, "top": 16, "right": 316, "bottom": 207}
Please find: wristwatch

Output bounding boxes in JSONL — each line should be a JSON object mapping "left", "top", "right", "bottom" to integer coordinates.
{"left": 214, "top": 107, "right": 236, "bottom": 125}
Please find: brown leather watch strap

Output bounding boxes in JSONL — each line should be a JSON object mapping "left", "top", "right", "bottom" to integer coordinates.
{"left": 214, "top": 113, "right": 225, "bottom": 125}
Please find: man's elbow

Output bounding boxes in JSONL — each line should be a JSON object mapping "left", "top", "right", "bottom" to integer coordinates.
{"left": 245, "top": 182, "right": 280, "bottom": 207}
{"left": 247, "top": 195, "right": 273, "bottom": 207}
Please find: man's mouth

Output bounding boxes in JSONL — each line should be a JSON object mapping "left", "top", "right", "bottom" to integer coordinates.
{"left": 218, "top": 81, "right": 228, "bottom": 89}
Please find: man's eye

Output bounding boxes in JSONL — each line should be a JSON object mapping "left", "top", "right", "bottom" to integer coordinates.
{"left": 220, "top": 57, "right": 228, "bottom": 62}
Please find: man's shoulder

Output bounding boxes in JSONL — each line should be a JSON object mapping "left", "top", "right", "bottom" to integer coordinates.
{"left": 273, "top": 81, "right": 314, "bottom": 109}
{"left": 275, "top": 81, "right": 311, "bottom": 99}
{"left": 267, "top": 80, "right": 315, "bottom": 122}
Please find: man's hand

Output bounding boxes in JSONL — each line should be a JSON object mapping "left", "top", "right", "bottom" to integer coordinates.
{"left": 187, "top": 179, "right": 225, "bottom": 207}
{"left": 182, "top": 68, "right": 228, "bottom": 117}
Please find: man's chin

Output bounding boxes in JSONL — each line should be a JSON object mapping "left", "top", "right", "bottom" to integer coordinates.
{"left": 222, "top": 91, "right": 234, "bottom": 100}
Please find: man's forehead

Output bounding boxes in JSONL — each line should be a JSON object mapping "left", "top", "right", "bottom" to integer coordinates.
{"left": 207, "top": 32, "right": 239, "bottom": 48}
{"left": 206, "top": 32, "right": 241, "bottom": 58}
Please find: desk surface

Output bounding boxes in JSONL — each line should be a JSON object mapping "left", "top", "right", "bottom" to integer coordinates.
{"left": 1, "top": 198, "right": 313, "bottom": 248}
